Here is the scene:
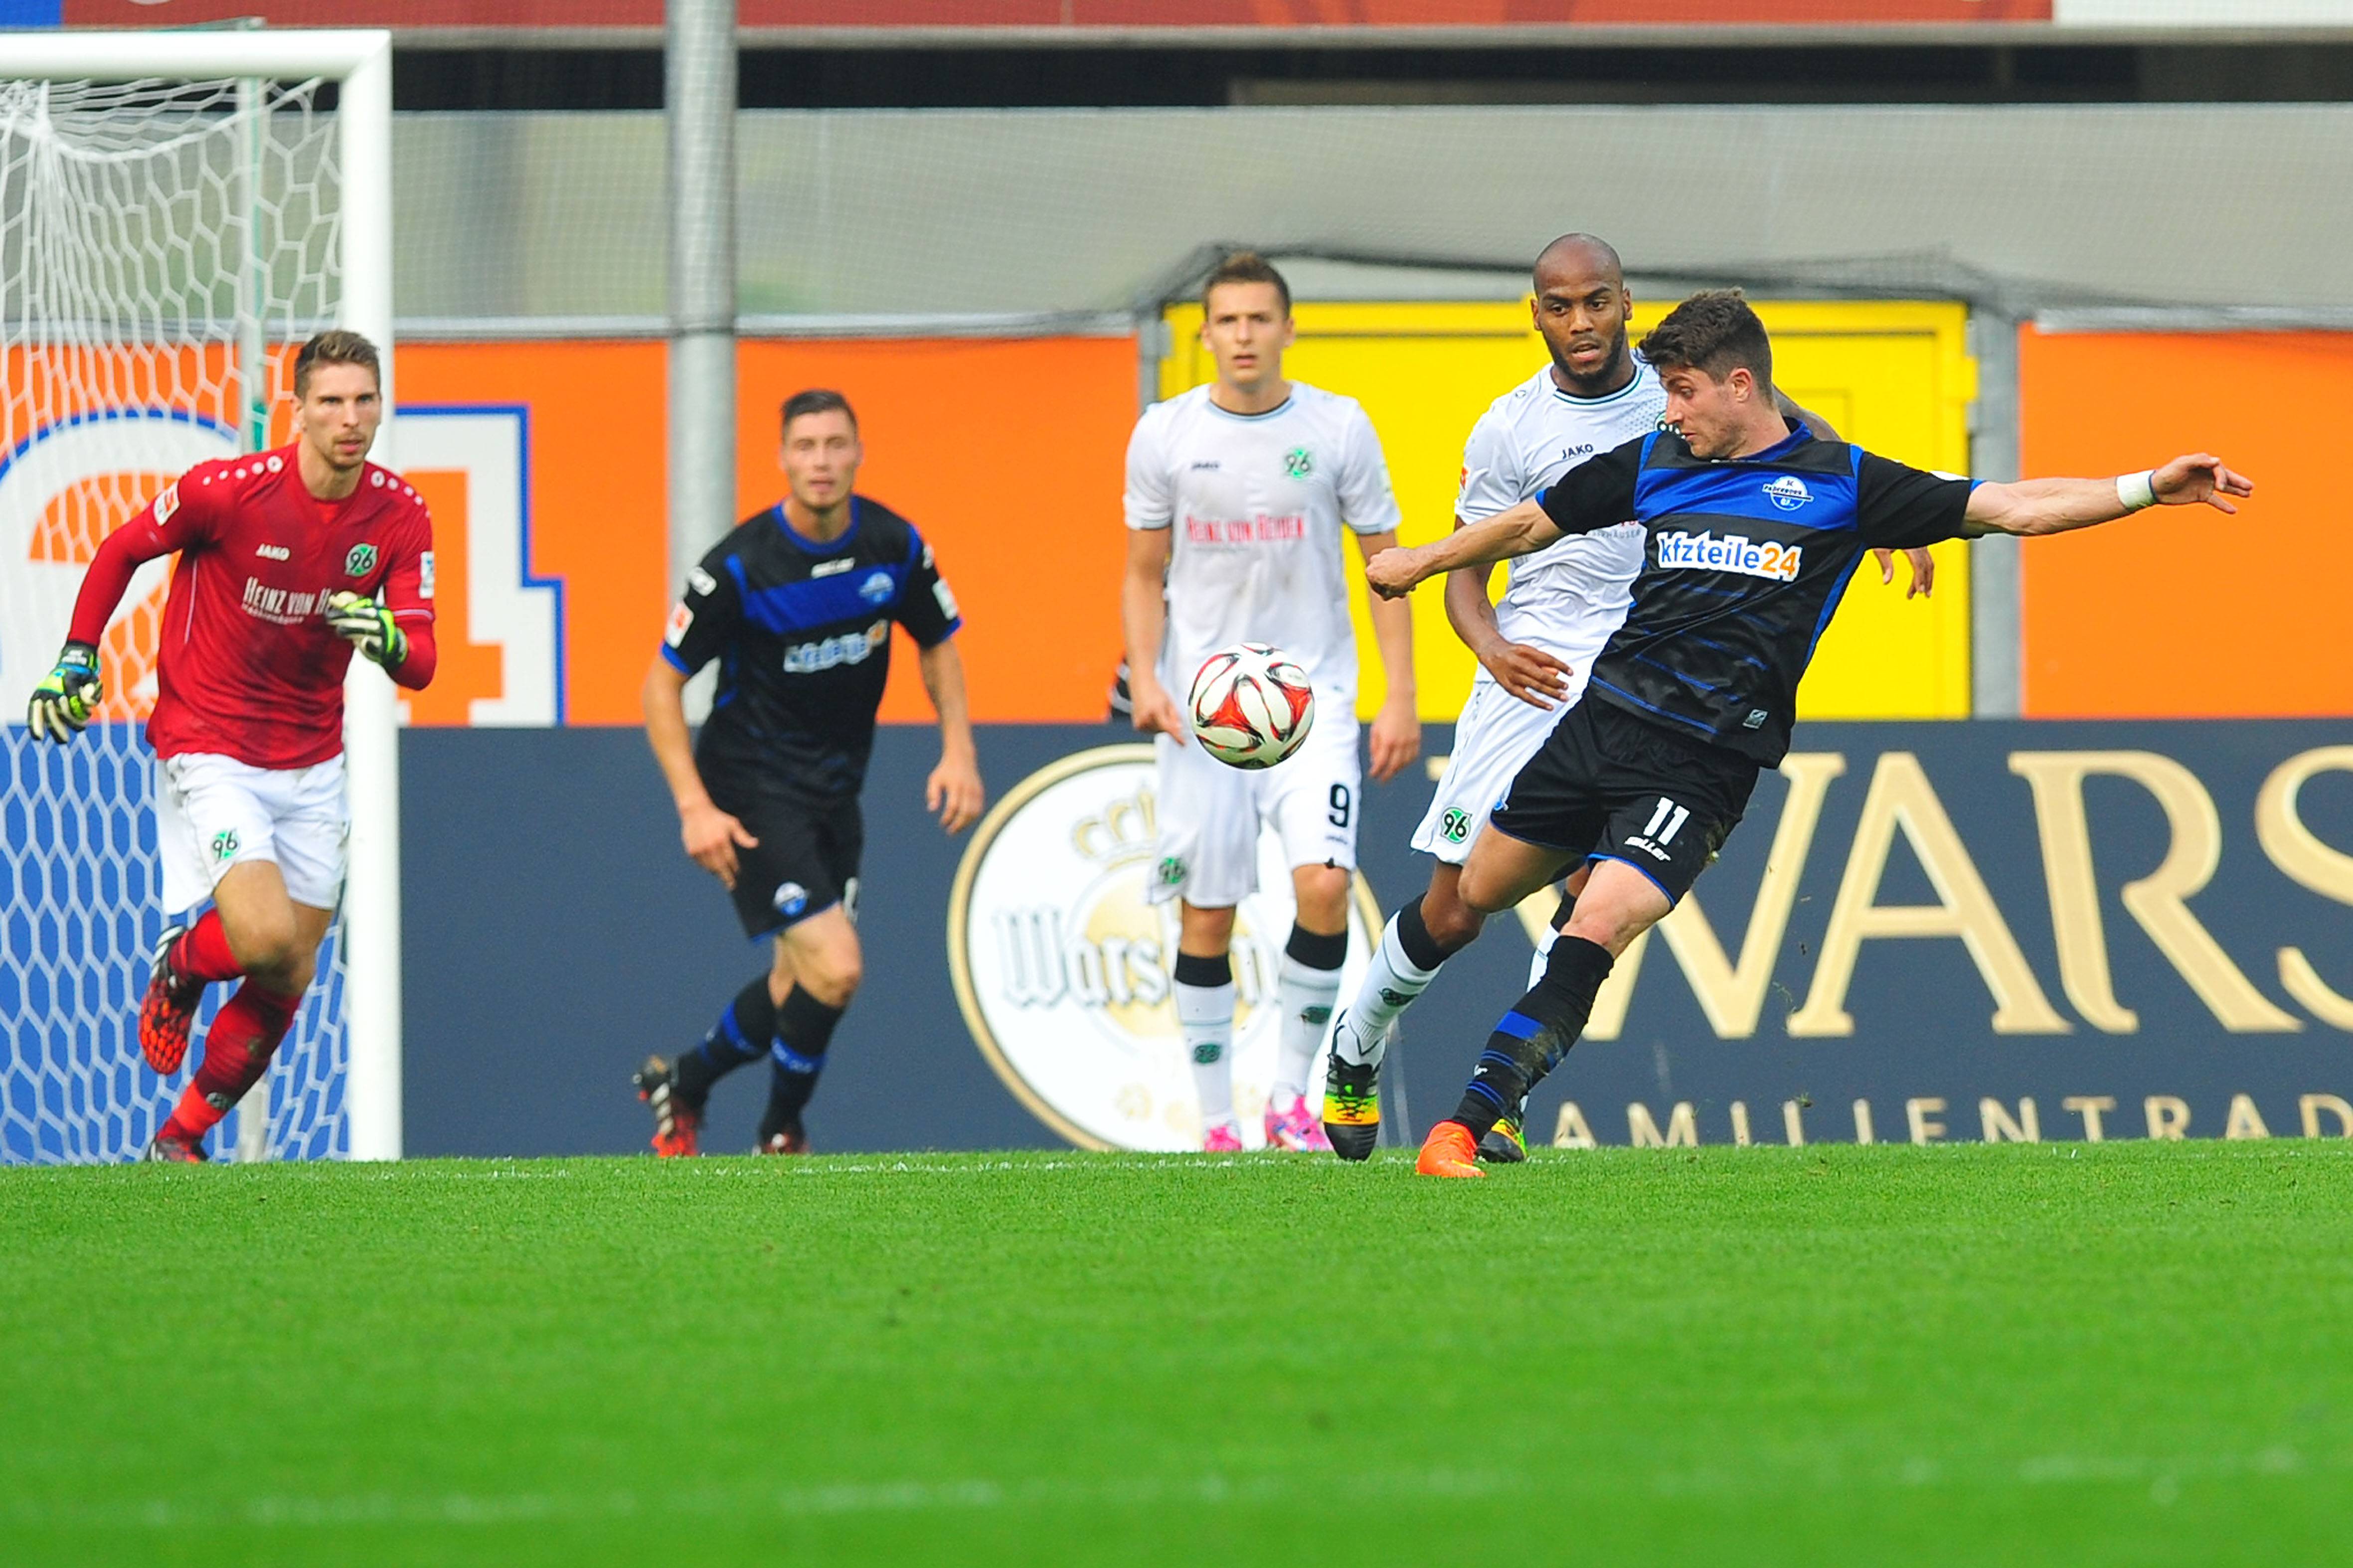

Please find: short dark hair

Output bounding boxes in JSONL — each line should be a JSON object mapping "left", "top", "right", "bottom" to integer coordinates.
{"left": 293, "top": 329, "right": 380, "bottom": 398}
{"left": 1638, "top": 290, "right": 1773, "bottom": 390}
{"left": 781, "top": 389, "right": 857, "bottom": 438}
{"left": 1202, "top": 251, "right": 1291, "bottom": 316}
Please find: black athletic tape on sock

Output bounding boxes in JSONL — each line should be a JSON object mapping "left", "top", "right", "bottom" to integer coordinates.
{"left": 1549, "top": 888, "right": 1578, "bottom": 933}
{"left": 1450, "top": 936, "right": 1614, "bottom": 1139}
{"left": 761, "top": 988, "right": 847, "bottom": 1136}
{"left": 777, "top": 986, "right": 844, "bottom": 1059}
{"left": 1173, "top": 951, "right": 1233, "bottom": 988}
{"left": 1283, "top": 924, "right": 1348, "bottom": 971}
{"left": 679, "top": 975, "right": 776, "bottom": 1102}
{"left": 1395, "top": 895, "right": 1472, "bottom": 972}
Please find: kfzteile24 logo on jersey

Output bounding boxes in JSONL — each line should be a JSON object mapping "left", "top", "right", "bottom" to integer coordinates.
{"left": 948, "top": 745, "right": 1380, "bottom": 1151}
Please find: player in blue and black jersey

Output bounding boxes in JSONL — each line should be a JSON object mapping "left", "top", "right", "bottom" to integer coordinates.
{"left": 1364, "top": 290, "right": 2253, "bottom": 1177}
{"left": 635, "top": 389, "right": 984, "bottom": 1155}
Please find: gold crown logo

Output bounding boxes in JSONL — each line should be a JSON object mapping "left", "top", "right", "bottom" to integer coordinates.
{"left": 1070, "top": 784, "right": 1157, "bottom": 863}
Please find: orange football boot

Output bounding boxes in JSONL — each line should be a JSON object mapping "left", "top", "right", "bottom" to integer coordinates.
{"left": 1415, "top": 1120, "right": 1485, "bottom": 1178}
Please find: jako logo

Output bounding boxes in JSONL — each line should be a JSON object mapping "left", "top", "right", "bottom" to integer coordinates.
{"left": 1657, "top": 530, "right": 1804, "bottom": 583}
{"left": 1763, "top": 475, "right": 1814, "bottom": 511}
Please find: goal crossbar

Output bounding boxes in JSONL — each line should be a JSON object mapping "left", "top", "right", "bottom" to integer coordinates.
{"left": 3, "top": 30, "right": 402, "bottom": 1160}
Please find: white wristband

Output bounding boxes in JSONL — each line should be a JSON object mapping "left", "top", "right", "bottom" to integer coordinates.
{"left": 2116, "top": 470, "right": 2157, "bottom": 512}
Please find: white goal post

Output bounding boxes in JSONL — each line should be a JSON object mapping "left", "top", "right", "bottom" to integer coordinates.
{"left": 2, "top": 30, "right": 401, "bottom": 1160}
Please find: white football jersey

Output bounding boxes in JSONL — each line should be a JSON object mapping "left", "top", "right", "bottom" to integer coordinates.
{"left": 1125, "top": 382, "right": 1401, "bottom": 709}
{"left": 1456, "top": 357, "right": 1665, "bottom": 672}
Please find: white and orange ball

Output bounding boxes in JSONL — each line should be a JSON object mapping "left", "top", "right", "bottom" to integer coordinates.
{"left": 1185, "top": 642, "right": 1315, "bottom": 770}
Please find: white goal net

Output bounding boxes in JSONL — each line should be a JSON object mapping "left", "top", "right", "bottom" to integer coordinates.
{"left": 0, "top": 73, "right": 350, "bottom": 1163}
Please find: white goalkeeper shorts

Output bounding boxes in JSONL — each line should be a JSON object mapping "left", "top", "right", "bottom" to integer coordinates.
{"left": 1412, "top": 670, "right": 1589, "bottom": 867}
{"left": 155, "top": 752, "right": 348, "bottom": 917}
{"left": 1147, "top": 715, "right": 1360, "bottom": 909}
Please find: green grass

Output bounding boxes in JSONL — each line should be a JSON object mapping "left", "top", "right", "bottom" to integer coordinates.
{"left": 4, "top": 1142, "right": 2351, "bottom": 1566}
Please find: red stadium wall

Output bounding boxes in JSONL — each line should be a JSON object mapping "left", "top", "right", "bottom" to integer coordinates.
{"left": 61, "top": 0, "right": 2052, "bottom": 27}
{"left": 394, "top": 334, "right": 1137, "bottom": 726}
{"left": 2017, "top": 325, "right": 2353, "bottom": 720}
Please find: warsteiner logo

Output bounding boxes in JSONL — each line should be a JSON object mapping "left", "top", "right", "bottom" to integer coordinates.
{"left": 947, "top": 746, "right": 1377, "bottom": 1152}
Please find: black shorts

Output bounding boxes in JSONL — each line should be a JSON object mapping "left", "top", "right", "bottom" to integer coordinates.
{"left": 1486, "top": 697, "right": 1761, "bottom": 907}
{"left": 711, "top": 789, "right": 864, "bottom": 941}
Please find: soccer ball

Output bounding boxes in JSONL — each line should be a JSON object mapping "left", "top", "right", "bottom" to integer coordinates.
{"left": 1186, "top": 643, "right": 1315, "bottom": 770}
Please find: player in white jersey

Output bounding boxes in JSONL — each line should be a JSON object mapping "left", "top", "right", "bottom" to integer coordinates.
{"left": 1123, "top": 253, "right": 1420, "bottom": 1152}
{"left": 1322, "top": 234, "right": 1932, "bottom": 1162}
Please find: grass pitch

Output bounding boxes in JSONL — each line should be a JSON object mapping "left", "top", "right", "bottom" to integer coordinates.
{"left": 4, "top": 1142, "right": 2350, "bottom": 1566}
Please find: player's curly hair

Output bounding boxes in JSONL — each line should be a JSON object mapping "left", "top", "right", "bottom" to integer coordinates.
{"left": 1639, "top": 290, "right": 1773, "bottom": 390}
{"left": 293, "top": 329, "right": 380, "bottom": 398}
{"left": 1203, "top": 251, "right": 1291, "bottom": 316}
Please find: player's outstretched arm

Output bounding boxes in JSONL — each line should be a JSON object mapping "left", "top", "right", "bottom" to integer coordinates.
{"left": 641, "top": 656, "right": 758, "bottom": 890}
{"left": 917, "top": 638, "right": 985, "bottom": 834}
{"left": 1444, "top": 547, "right": 1573, "bottom": 709}
{"left": 1365, "top": 500, "right": 1561, "bottom": 600}
{"left": 1965, "top": 454, "right": 2252, "bottom": 537}
{"left": 1121, "top": 526, "right": 1187, "bottom": 743}
{"left": 1352, "top": 528, "right": 1421, "bottom": 784}
{"left": 30, "top": 478, "right": 212, "bottom": 745}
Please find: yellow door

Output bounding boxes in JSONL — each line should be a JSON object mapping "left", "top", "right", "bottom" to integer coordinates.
{"left": 1159, "top": 298, "right": 1975, "bottom": 722}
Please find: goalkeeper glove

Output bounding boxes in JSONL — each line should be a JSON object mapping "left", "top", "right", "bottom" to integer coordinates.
{"left": 26, "top": 642, "right": 104, "bottom": 744}
{"left": 325, "top": 590, "right": 407, "bottom": 669}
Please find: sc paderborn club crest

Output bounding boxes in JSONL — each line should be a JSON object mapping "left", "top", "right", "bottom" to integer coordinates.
{"left": 344, "top": 542, "right": 378, "bottom": 576}
{"left": 1282, "top": 447, "right": 1315, "bottom": 480}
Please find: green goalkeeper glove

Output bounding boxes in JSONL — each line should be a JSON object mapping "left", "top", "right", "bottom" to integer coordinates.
{"left": 325, "top": 590, "right": 407, "bottom": 669}
{"left": 26, "top": 642, "right": 104, "bottom": 744}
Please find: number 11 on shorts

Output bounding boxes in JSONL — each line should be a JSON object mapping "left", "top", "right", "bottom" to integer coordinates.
{"left": 1644, "top": 796, "right": 1690, "bottom": 845}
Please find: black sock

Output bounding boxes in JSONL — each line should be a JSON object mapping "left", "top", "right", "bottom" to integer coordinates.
{"left": 1451, "top": 936, "right": 1614, "bottom": 1139}
{"left": 1172, "top": 950, "right": 1231, "bottom": 988}
{"left": 760, "top": 987, "right": 846, "bottom": 1141}
{"left": 1284, "top": 923, "right": 1348, "bottom": 971}
{"left": 1396, "top": 894, "right": 1474, "bottom": 973}
{"left": 676, "top": 975, "right": 776, "bottom": 1106}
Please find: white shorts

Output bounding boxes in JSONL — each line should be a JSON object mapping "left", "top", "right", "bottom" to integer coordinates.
{"left": 156, "top": 752, "right": 348, "bottom": 917}
{"left": 1412, "top": 672, "right": 1587, "bottom": 865}
{"left": 1149, "top": 716, "right": 1360, "bottom": 908}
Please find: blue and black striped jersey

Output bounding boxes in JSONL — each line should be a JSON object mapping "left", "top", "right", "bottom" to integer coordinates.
{"left": 662, "top": 495, "right": 960, "bottom": 800}
{"left": 1540, "top": 429, "right": 1974, "bottom": 765}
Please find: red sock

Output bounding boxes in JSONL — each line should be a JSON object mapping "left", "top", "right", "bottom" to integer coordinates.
{"left": 158, "top": 982, "right": 300, "bottom": 1144}
{"left": 170, "top": 909, "right": 242, "bottom": 984}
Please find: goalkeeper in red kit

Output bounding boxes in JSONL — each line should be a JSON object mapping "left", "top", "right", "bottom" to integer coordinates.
{"left": 25, "top": 330, "right": 437, "bottom": 1162}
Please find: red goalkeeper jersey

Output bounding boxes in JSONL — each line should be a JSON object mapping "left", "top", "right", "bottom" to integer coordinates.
{"left": 69, "top": 446, "right": 437, "bottom": 770}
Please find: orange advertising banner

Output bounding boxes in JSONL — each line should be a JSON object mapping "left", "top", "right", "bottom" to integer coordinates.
{"left": 394, "top": 334, "right": 1139, "bottom": 727}
{"left": 2018, "top": 325, "right": 2353, "bottom": 720}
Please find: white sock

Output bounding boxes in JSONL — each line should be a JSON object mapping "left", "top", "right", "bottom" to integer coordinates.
{"left": 1176, "top": 976, "right": 1236, "bottom": 1129}
{"left": 1336, "top": 913, "right": 1445, "bottom": 1066}
{"left": 1273, "top": 954, "right": 1345, "bottom": 1101}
